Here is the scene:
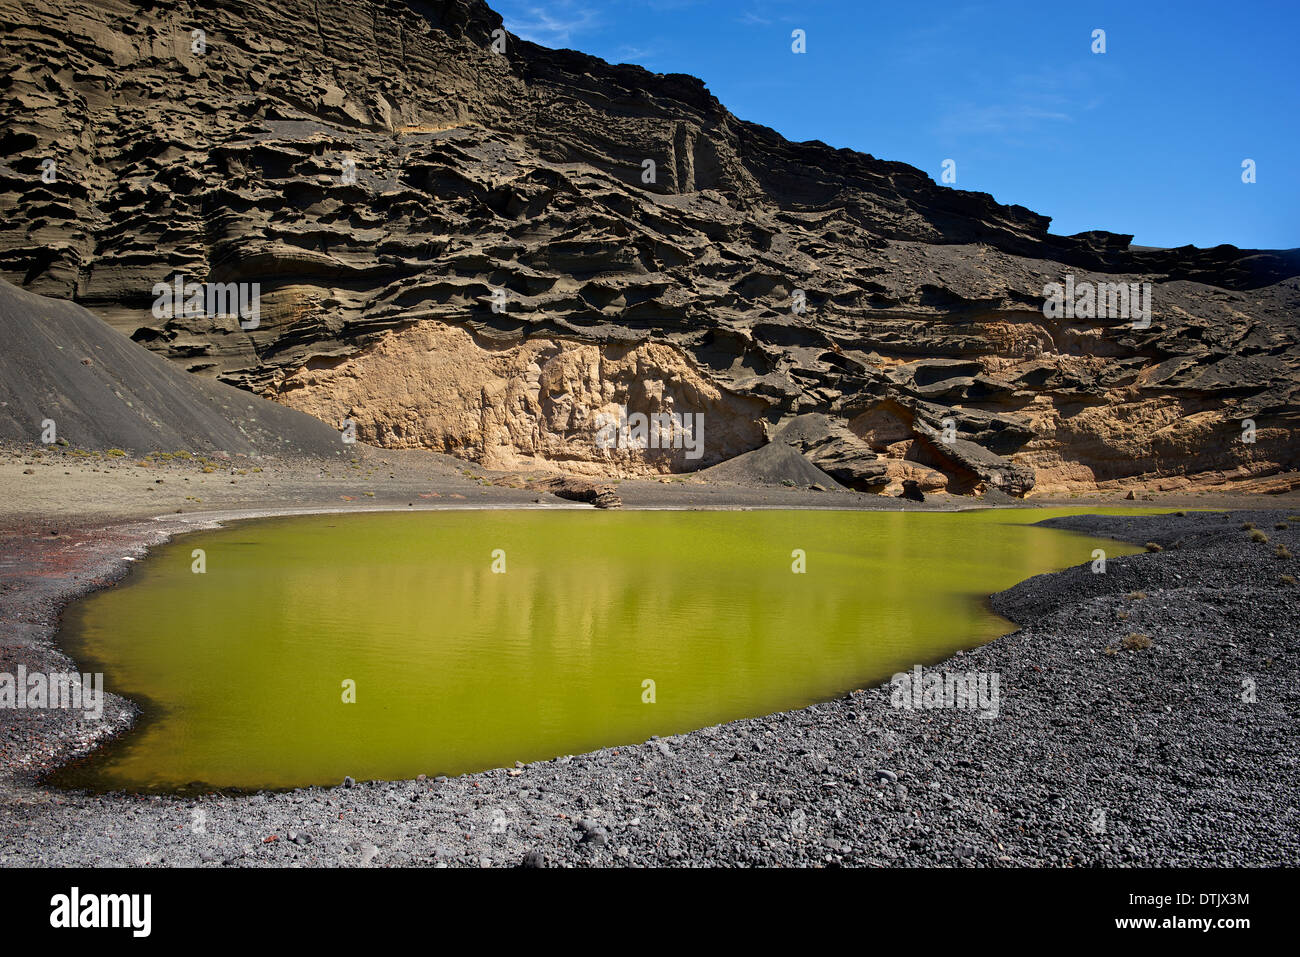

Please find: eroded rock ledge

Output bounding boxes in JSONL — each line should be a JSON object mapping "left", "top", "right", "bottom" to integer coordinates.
{"left": 0, "top": 0, "right": 1296, "bottom": 495}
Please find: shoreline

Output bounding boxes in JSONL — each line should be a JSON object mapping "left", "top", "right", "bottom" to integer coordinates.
{"left": 0, "top": 493, "right": 1089, "bottom": 793}
{"left": 1, "top": 458, "right": 1297, "bottom": 865}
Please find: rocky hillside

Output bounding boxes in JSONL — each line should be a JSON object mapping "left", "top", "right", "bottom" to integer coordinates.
{"left": 0, "top": 277, "right": 349, "bottom": 457}
{"left": 1, "top": 0, "right": 1296, "bottom": 494}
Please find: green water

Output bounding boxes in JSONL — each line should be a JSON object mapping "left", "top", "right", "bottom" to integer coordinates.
{"left": 53, "top": 508, "right": 1153, "bottom": 792}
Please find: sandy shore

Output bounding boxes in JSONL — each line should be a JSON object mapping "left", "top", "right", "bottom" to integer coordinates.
{"left": 1, "top": 443, "right": 1297, "bottom": 866}
{"left": 5, "top": 442, "right": 1291, "bottom": 522}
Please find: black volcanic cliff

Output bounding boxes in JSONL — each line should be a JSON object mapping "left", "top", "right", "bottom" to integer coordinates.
{"left": 1, "top": 0, "right": 1296, "bottom": 493}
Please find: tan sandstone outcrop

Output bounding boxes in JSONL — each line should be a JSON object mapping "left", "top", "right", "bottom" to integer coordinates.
{"left": 270, "top": 321, "right": 766, "bottom": 476}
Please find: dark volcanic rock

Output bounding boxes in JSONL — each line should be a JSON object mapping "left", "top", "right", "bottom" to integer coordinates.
{"left": 771, "top": 414, "right": 887, "bottom": 490}
{"left": 0, "top": 0, "right": 1296, "bottom": 493}
{"left": 699, "top": 441, "right": 845, "bottom": 490}
{"left": 911, "top": 416, "right": 1036, "bottom": 496}
{"left": 535, "top": 475, "right": 622, "bottom": 508}
{"left": 0, "top": 278, "right": 348, "bottom": 457}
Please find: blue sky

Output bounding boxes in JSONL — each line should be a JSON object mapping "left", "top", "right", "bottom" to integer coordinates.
{"left": 493, "top": 0, "right": 1298, "bottom": 250}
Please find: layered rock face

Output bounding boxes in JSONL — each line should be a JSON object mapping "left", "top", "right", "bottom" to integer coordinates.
{"left": 275, "top": 324, "right": 766, "bottom": 474}
{"left": 1, "top": 0, "right": 1297, "bottom": 493}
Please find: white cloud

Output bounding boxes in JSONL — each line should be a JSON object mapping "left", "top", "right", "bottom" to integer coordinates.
{"left": 497, "top": 2, "right": 601, "bottom": 47}
{"left": 937, "top": 102, "right": 1073, "bottom": 136}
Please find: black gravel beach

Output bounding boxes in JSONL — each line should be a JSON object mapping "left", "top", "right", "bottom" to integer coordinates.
{"left": 2, "top": 506, "right": 1295, "bottom": 867}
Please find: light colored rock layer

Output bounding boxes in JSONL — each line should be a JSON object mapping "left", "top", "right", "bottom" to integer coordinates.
{"left": 271, "top": 321, "right": 766, "bottom": 476}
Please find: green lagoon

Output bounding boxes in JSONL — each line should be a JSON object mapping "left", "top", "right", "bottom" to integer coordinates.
{"left": 53, "top": 508, "right": 1154, "bottom": 791}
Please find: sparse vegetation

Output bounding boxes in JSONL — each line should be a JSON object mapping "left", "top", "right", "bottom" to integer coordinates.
{"left": 1249, "top": 529, "right": 1269, "bottom": 543}
{"left": 1122, "top": 632, "right": 1153, "bottom": 651}
{"left": 1127, "top": 590, "right": 1147, "bottom": 600}
{"left": 1144, "top": 542, "right": 1162, "bottom": 552}
{"left": 1242, "top": 522, "right": 1256, "bottom": 530}
{"left": 1276, "top": 544, "right": 1292, "bottom": 559}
